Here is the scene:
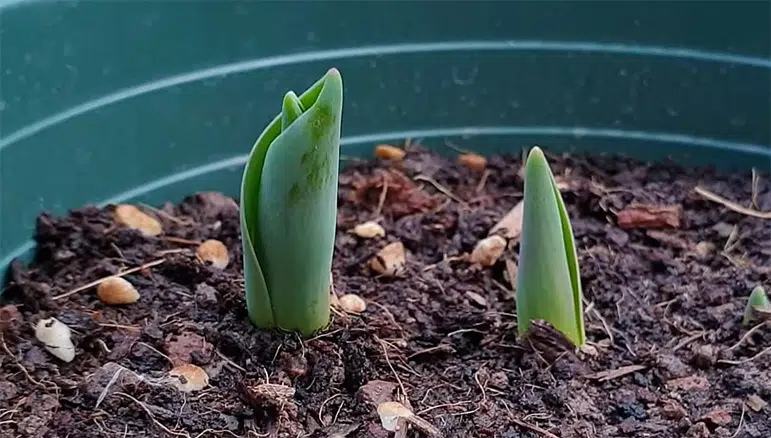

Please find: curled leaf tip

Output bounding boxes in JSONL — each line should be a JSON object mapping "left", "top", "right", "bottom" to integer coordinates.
{"left": 282, "top": 91, "right": 304, "bottom": 130}
{"left": 528, "top": 145, "right": 545, "bottom": 159}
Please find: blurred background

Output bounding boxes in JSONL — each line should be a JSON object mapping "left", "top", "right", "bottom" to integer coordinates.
{"left": 1, "top": 0, "right": 770, "bottom": 278}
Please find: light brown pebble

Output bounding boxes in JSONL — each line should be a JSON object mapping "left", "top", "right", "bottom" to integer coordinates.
{"left": 457, "top": 153, "right": 487, "bottom": 171}
{"left": 96, "top": 277, "right": 140, "bottom": 305}
{"left": 338, "top": 294, "right": 367, "bottom": 314}
{"left": 168, "top": 363, "right": 209, "bottom": 392}
{"left": 353, "top": 221, "right": 385, "bottom": 239}
{"left": 113, "top": 204, "right": 163, "bottom": 236}
{"left": 370, "top": 241, "right": 406, "bottom": 276}
{"left": 197, "top": 239, "right": 229, "bottom": 269}
{"left": 469, "top": 235, "right": 507, "bottom": 266}
{"left": 374, "top": 144, "right": 406, "bottom": 161}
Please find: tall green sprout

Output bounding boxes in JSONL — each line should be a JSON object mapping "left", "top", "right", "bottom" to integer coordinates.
{"left": 516, "top": 146, "right": 585, "bottom": 346}
{"left": 240, "top": 68, "right": 343, "bottom": 336}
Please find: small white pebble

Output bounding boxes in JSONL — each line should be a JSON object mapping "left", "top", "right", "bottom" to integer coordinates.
{"left": 35, "top": 317, "right": 76, "bottom": 362}
{"left": 197, "top": 239, "right": 229, "bottom": 269}
{"left": 369, "top": 241, "right": 406, "bottom": 277}
{"left": 113, "top": 204, "right": 163, "bottom": 236}
{"left": 97, "top": 277, "right": 140, "bottom": 305}
{"left": 469, "top": 235, "right": 508, "bottom": 266}
{"left": 695, "top": 241, "right": 715, "bottom": 257}
{"left": 168, "top": 363, "right": 209, "bottom": 392}
{"left": 338, "top": 294, "right": 367, "bottom": 314}
{"left": 352, "top": 221, "right": 386, "bottom": 239}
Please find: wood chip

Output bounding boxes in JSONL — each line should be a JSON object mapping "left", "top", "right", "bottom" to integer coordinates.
{"left": 746, "top": 395, "right": 767, "bottom": 412}
{"left": 240, "top": 382, "right": 296, "bottom": 409}
{"left": 698, "top": 407, "right": 732, "bottom": 427}
{"left": 585, "top": 364, "right": 647, "bottom": 382}
{"left": 615, "top": 204, "right": 681, "bottom": 229}
{"left": 667, "top": 375, "right": 709, "bottom": 391}
{"left": 489, "top": 200, "right": 524, "bottom": 239}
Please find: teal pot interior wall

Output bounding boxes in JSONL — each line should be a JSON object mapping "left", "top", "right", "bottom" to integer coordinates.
{"left": 1, "top": 1, "right": 770, "bottom": 284}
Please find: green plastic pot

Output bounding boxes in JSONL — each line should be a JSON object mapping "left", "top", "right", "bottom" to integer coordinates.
{"left": 1, "top": 1, "right": 769, "bottom": 285}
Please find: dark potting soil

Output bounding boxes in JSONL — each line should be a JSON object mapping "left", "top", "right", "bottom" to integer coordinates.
{"left": 1, "top": 145, "right": 770, "bottom": 438}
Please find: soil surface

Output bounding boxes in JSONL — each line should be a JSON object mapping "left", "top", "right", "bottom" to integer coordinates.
{"left": 2, "top": 144, "right": 770, "bottom": 438}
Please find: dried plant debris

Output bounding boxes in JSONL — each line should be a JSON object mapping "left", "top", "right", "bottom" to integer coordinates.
{"left": 615, "top": 204, "right": 681, "bottom": 229}
{"left": 350, "top": 169, "right": 439, "bottom": 217}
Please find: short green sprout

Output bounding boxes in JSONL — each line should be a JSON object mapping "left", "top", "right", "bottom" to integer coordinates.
{"left": 240, "top": 68, "right": 343, "bottom": 336}
{"left": 743, "top": 285, "right": 770, "bottom": 327}
{"left": 516, "top": 146, "right": 585, "bottom": 347}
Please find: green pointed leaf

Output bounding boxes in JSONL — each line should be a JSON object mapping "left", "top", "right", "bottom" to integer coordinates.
{"left": 240, "top": 68, "right": 343, "bottom": 336}
{"left": 516, "top": 146, "right": 585, "bottom": 346}
{"left": 743, "top": 285, "right": 770, "bottom": 327}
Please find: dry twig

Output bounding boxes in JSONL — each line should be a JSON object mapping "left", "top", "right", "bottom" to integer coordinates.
{"left": 511, "top": 417, "right": 559, "bottom": 438}
{"left": 731, "top": 404, "right": 746, "bottom": 438}
{"left": 414, "top": 175, "right": 467, "bottom": 206}
{"left": 727, "top": 321, "right": 769, "bottom": 352}
{"left": 718, "top": 345, "right": 771, "bottom": 366}
{"left": 53, "top": 258, "right": 165, "bottom": 300}
{"left": 585, "top": 364, "right": 647, "bottom": 382}
{"left": 116, "top": 392, "right": 189, "bottom": 437}
{"left": 695, "top": 186, "right": 771, "bottom": 219}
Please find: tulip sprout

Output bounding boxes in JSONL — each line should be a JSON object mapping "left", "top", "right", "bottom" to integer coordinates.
{"left": 240, "top": 68, "right": 343, "bottom": 336}
{"left": 516, "top": 146, "right": 585, "bottom": 347}
{"left": 743, "top": 285, "right": 770, "bottom": 327}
